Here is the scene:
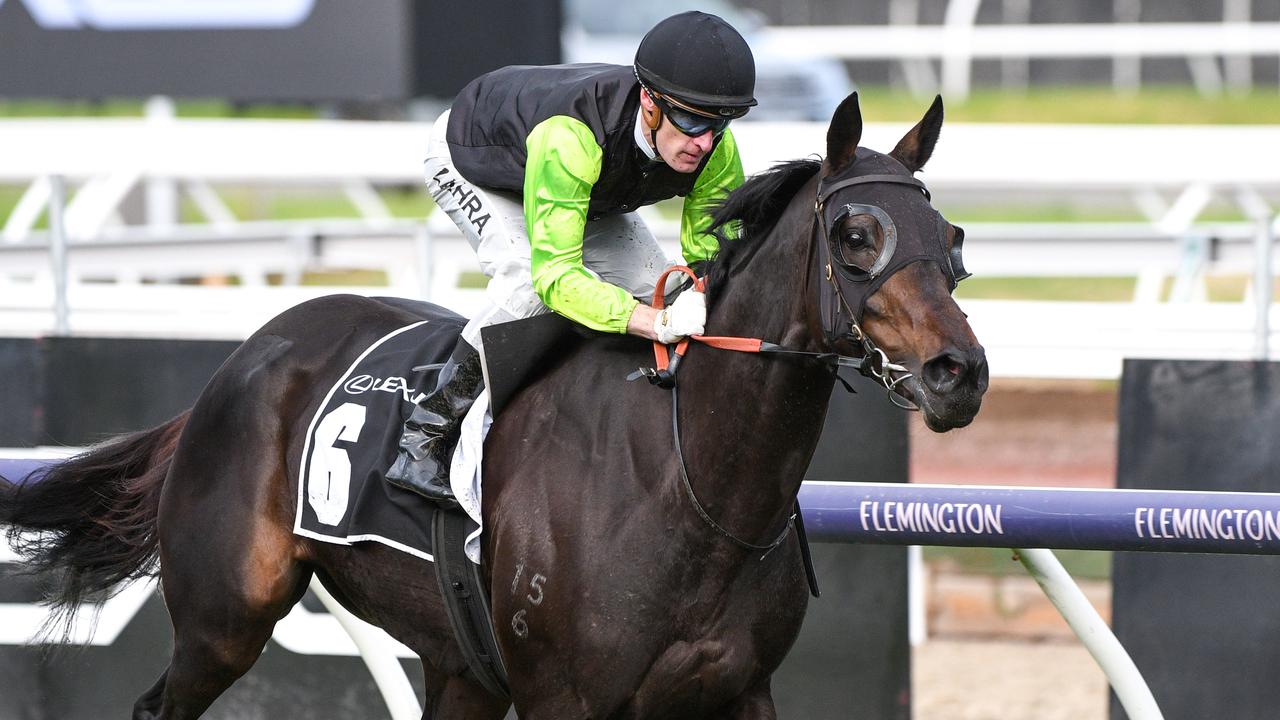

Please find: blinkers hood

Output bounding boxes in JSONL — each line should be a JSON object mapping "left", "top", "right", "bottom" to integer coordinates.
{"left": 816, "top": 155, "right": 969, "bottom": 334}
{"left": 634, "top": 11, "right": 757, "bottom": 117}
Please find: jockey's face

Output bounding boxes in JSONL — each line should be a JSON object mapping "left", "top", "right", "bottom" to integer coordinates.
{"left": 640, "top": 89, "right": 717, "bottom": 173}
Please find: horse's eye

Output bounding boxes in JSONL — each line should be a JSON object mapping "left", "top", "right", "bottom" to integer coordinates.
{"left": 843, "top": 230, "right": 868, "bottom": 247}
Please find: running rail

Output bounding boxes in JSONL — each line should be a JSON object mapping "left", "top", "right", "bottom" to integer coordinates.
{"left": 797, "top": 480, "right": 1280, "bottom": 555}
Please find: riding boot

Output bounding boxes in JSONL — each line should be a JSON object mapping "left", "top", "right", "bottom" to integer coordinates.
{"left": 385, "top": 340, "right": 485, "bottom": 507}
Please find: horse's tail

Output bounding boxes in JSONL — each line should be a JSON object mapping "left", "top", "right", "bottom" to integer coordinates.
{"left": 0, "top": 411, "right": 190, "bottom": 636}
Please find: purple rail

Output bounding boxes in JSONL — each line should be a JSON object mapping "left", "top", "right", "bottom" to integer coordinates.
{"left": 798, "top": 480, "right": 1280, "bottom": 555}
{"left": 0, "top": 457, "right": 52, "bottom": 484}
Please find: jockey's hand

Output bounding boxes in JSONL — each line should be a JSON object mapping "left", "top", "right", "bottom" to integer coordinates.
{"left": 653, "top": 290, "right": 706, "bottom": 344}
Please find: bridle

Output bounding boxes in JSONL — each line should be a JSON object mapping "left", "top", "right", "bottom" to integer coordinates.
{"left": 814, "top": 170, "right": 966, "bottom": 410}
{"left": 630, "top": 164, "right": 968, "bottom": 556}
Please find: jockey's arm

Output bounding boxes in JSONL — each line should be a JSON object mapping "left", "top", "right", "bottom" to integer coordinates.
{"left": 637, "top": 130, "right": 743, "bottom": 342}
{"left": 524, "top": 118, "right": 743, "bottom": 341}
{"left": 678, "top": 128, "right": 744, "bottom": 267}
{"left": 525, "top": 116, "right": 645, "bottom": 335}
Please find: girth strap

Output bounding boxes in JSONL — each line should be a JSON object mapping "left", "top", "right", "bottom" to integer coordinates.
{"left": 432, "top": 508, "right": 510, "bottom": 699}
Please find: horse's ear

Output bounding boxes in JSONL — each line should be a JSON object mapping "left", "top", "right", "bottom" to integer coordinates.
{"left": 890, "top": 94, "right": 944, "bottom": 173}
{"left": 824, "top": 91, "right": 863, "bottom": 176}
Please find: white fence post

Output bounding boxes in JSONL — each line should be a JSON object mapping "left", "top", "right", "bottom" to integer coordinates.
{"left": 307, "top": 577, "right": 422, "bottom": 720}
{"left": 48, "top": 175, "right": 69, "bottom": 336}
{"left": 1254, "top": 215, "right": 1275, "bottom": 360}
{"left": 941, "top": 0, "right": 983, "bottom": 102}
{"left": 144, "top": 96, "right": 178, "bottom": 231}
{"left": 1015, "top": 548, "right": 1164, "bottom": 720}
{"left": 907, "top": 544, "right": 928, "bottom": 646}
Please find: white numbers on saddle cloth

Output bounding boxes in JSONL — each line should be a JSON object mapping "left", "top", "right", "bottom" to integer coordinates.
{"left": 307, "top": 402, "right": 367, "bottom": 526}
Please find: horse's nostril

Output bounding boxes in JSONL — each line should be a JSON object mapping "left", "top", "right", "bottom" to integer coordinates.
{"left": 923, "top": 349, "right": 976, "bottom": 394}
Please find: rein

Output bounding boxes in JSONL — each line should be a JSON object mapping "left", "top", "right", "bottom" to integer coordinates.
{"left": 628, "top": 266, "right": 906, "bottom": 392}
{"left": 629, "top": 265, "right": 908, "bottom": 556}
{"left": 629, "top": 266, "right": 910, "bottom": 401}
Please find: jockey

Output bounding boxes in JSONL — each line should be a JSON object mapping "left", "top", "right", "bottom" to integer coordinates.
{"left": 386, "top": 11, "right": 756, "bottom": 505}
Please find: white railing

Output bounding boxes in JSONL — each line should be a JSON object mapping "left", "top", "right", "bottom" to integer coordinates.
{"left": 5, "top": 218, "right": 1275, "bottom": 291}
{"left": 3, "top": 119, "right": 1278, "bottom": 234}
{"left": 758, "top": 16, "right": 1280, "bottom": 99}
{"left": 3, "top": 270, "right": 1278, "bottom": 379}
{"left": 2, "top": 117, "right": 1278, "bottom": 377}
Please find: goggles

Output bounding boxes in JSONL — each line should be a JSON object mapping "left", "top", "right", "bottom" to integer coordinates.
{"left": 649, "top": 90, "right": 743, "bottom": 138}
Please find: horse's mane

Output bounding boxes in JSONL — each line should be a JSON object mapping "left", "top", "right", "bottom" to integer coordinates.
{"left": 703, "top": 158, "right": 822, "bottom": 298}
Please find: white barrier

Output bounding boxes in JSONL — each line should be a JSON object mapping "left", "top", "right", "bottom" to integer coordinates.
{"left": 2, "top": 119, "right": 1278, "bottom": 223}
{"left": 3, "top": 118, "right": 1276, "bottom": 249}
{"left": 1, "top": 281, "right": 1277, "bottom": 379}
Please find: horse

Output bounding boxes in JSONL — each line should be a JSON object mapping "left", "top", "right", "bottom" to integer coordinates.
{"left": 0, "top": 91, "right": 986, "bottom": 719}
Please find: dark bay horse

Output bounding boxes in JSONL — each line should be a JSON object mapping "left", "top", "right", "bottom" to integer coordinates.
{"left": 1, "top": 92, "right": 986, "bottom": 719}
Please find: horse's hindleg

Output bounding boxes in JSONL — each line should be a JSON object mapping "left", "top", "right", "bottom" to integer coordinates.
{"left": 143, "top": 562, "right": 308, "bottom": 719}
{"left": 143, "top": 467, "right": 311, "bottom": 719}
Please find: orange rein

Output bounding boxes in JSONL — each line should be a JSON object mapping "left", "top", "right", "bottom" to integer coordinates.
{"left": 649, "top": 265, "right": 766, "bottom": 373}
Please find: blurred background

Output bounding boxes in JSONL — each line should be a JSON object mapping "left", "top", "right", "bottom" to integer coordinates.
{"left": 2, "top": 1, "right": 1279, "bottom": 719}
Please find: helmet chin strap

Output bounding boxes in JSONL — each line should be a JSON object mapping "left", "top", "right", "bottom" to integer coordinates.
{"left": 641, "top": 91, "right": 665, "bottom": 162}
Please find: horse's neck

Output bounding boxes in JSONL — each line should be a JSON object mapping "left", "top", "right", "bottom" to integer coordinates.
{"left": 674, "top": 183, "right": 834, "bottom": 542}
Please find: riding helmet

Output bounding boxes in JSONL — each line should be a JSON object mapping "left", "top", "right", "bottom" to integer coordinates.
{"left": 633, "top": 11, "right": 757, "bottom": 118}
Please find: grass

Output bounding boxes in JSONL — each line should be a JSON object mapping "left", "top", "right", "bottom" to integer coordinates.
{"left": 955, "top": 276, "right": 1137, "bottom": 302}
{"left": 0, "top": 99, "right": 320, "bottom": 119}
{"left": 1, "top": 184, "right": 435, "bottom": 230}
{"left": 179, "top": 186, "right": 434, "bottom": 223}
{"left": 3, "top": 86, "right": 1277, "bottom": 124}
{"left": 942, "top": 203, "right": 1252, "bottom": 224}
{"left": 955, "top": 274, "right": 1280, "bottom": 302}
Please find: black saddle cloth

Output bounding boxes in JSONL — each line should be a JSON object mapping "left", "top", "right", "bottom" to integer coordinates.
{"left": 292, "top": 299, "right": 576, "bottom": 561}
{"left": 293, "top": 301, "right": 463, "bottom": 560}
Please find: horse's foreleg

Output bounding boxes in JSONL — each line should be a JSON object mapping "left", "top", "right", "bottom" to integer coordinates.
{"left": 131, "top": 671, "right": 167, "bottom": 720}
{"left": 717, "top": 681, "right": 778, "bottom": 720}
{"left": 421, "top": 662, "right": 511, "bottom": 720}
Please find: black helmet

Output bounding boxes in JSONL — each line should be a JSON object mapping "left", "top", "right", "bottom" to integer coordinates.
{"left": 634, "top": 11, "right": 757, "bottom": 119}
